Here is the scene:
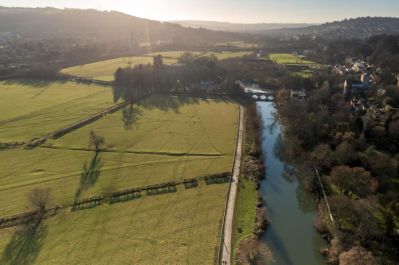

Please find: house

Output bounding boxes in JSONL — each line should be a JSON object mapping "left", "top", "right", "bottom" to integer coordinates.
{"left": 290, "top": 90, "right": 307, "bottom": 100}
{"left": 344, "top": 79, "right": 369, "bottom": 96}
{"left": 361, "top": 73, "right": 372, "bottom": 87}
{"left": 352, "top": 62, "right": 367, "bottom": 73}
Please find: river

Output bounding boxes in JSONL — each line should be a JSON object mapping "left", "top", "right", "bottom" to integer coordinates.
{"left": 257, "top": 101, "right": 325, "bottom": 265}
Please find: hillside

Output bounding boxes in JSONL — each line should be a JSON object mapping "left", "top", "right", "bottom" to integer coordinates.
{"left": 0, "top": 7, "right": 240, "bottom": 44}
{"left": 172, "top": 20, "right": 315, "bottom": 33}
{"left": 268, "top": 17, "right": 399, "bottom": 39}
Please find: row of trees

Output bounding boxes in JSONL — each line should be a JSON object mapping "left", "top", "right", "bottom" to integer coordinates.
{"left": 113, "top": 53, "right": 222, "bottom": 102}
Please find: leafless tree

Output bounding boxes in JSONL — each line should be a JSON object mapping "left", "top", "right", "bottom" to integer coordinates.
{"left": 89, "top": 130, "right": 105, "bottom": 153}
{"left": 27, "top": 187, "right": 51, "bottom": 221}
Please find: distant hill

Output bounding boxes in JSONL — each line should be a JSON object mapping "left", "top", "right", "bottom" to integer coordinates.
{"left": 0, "top": 7, "right": 240, "bottom": 45}
{"left": 268, "top": 17, "right": 399, "bottom": 39}
{"left": 172, "top": 20, "right": 315, "bottom": 33}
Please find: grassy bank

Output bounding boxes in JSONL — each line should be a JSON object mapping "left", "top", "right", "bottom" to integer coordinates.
{"left": 232, "top": 103, "right": 268, "bottom": 264}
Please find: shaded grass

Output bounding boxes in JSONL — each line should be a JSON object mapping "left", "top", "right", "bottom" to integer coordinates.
{"left": 0, "top": 183, "right": 227, "bottom": 265}
{"left": 0, "top": 80, "right": 117, "bottom": 142}
{"left": 0, "top": 222, "right": 47, "bottom": 265}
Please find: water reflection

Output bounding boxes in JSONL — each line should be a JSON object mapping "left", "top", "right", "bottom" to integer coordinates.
{"left": 258, "top": 102, "right": 325, "bottom": 265}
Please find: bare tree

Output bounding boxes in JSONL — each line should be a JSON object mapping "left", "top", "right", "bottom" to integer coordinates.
{"left": 89, "top": 130, "right": 105, "bottom": 153}
{"left": 339, "top": 244, "right": 379, "bottom": 265}
{"left": 27, "top": 187, "right": 51, "bottom": 221}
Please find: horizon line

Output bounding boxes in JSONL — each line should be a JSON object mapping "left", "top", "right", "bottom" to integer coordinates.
{"left": 1, "top": 5, "right": 399, "bottom": 25}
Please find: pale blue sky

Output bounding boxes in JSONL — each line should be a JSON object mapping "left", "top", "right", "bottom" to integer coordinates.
{"left": 0, "top": 0, "right": 398, "bottom": 23}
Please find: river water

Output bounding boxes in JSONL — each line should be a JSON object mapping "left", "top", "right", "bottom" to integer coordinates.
{"left": 257, "top": 102, "right": 325, "bottom": 265}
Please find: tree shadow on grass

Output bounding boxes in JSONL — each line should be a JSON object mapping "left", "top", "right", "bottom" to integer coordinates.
{"left": 122, "top": 104, "right": 142, "bottom": 130}
{"left": 138, "top": 94, "right": 202, "bottom": 113}
{"left": 0, "top": 222, "right": 48, "bottom": 265}
{"left": 3, "top": 79, "right": 67, "bottom": 88}
{"left": 75, "top": 152, "right": 103, "bottom": 200}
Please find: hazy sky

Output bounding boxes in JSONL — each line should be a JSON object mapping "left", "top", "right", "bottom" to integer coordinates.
{"left": 0, "top": 0, "right": 398, "bottom": 23}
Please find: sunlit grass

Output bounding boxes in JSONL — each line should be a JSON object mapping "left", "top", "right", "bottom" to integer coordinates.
{"left": 0, "top": 182, "right": 227, "bottom": 265}
{"left": 0, "top": 80, "right": 117, "bottom": 142}
{"left": 60, "top": 56, "right": 178, "bottom": 81}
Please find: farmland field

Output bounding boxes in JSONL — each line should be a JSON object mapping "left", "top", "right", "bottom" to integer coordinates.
{"left": 267, "top": 53, "right": 317, "bottom": 66}
{"left": 147, "top": 51, "right": 204, "bottom": 59}
{"left": 0, "top": 77, "right": 239, "bottom": 264}
{"left": 203, "top": 51, "right": 252, "bottom": 60}
{"left": 0, "top": 147, "right": 232, "bottom": 216}
{"left": 215, "top": 41, "right": 258, "bottom": 49}
{"left": 267, "top": 53, "right": 319, "bottom": 78}
{"left": 60, "top": 56, "right": 178, "bottom": 81}
{"left": 0, "top": 182, "right": 227, "bottom": 265}
{"left": 0, "top": 91, "right": 238, "bottom": 265}
{"left": 47, "top": 96, "right": 238, "bottom": 155}
{"left": 148, "top": 50, "right": 252, "bottom": 60}
{"left": 0, "top": 80, "right": 117, "bottom": 143}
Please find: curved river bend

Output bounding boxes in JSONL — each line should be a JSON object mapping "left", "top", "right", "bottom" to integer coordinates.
{"left": 257, "top": 102, "right": 325, "bottom": 265}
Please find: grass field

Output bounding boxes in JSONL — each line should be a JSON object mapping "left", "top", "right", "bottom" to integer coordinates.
{"left": 148, "top": 51, "right": 252, "bottom": 61}
{"left": 203, "top": 51, "right": 252, "bottom": 60}
{"left": 0, "top": 182, "right": 227, "bottom": 265}
{"left": 0, "top": 80, "right": 117, "bottom": 143}
{"left": 267, "top": 53, "right": 317, "bottom": 66}
{"left": 267, "top": 53, "right": 319, "bottom": 78}
{"left": 0, "top": 96, "right": 238, "bottom": 216}
{"left": 215, "top": 41, "right": 258, "bottom": 49}
{"left": 147, "top": 51, "right": 204, "bottom": 59}
{"left": 0, "top": 78, "right": 239, "bottom": 263}
{"left": 47, "top": 96, "right": 238, "bottom": 155}
{"left": 0, "top": 147, "right": 232, "bottom": 216}
{"left": 60, "top": 56, "right": 178, "bottom": 81}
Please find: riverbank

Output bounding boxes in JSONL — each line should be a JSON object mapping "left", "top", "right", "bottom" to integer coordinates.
{"left": 232, "top": 102, "right": 270, "bottom": 265}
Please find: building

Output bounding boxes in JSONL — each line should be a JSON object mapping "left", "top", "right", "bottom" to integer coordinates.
{"left": 352, "top": 62, "right": 367, "bottom": 73}
{"left": 290, "top": 90, "right": 307, "bottom": 100}
{"left": 344, "top": 79, "right": 369, "bottom": 96}
{"left": 361, "top": 73, "right": 372, "bottom": 86}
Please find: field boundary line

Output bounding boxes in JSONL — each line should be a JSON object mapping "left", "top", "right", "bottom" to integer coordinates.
{"left": 39, "top": 145, "right": 224, "bottom": 157}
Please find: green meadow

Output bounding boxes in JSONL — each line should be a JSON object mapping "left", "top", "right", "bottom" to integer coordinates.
{"left": 0, "top": 80, "right": 117, "bottom": 143}
{"left": 267, "top": 53, "right": 317, "bottom": 66}
{"left": 47, "top": 96, "right": 238, "bottom": 155}
{"left": 60, "top": 56, "right": 178, "bottom": 81}
{"left": 0, "top": 82, "right": 239, "bottom": 264}
{"left": 0, "top": 182, "right": 227, "bottom": 265}
{"left": 267, "top": 53, "right": 319, "bottom": 78}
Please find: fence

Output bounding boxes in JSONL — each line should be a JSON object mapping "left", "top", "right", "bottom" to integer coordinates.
{"left": 0, "top": 172, "right": 231, "bottom": 230}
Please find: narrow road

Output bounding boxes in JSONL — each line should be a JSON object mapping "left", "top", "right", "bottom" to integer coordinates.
{"left": 222, "top": 105, "right": 244, "bottom": 265}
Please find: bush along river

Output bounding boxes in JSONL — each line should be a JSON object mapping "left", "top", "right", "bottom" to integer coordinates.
{"left": 258, "top": 101, "right": 325, "bottom": 265}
